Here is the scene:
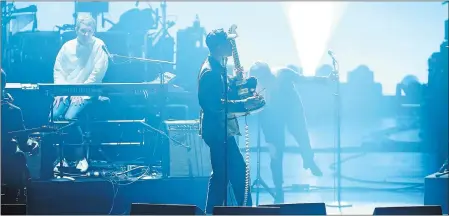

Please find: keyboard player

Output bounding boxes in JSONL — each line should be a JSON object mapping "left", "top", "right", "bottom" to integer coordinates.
{"left": 52, "top": 14, "right": 109, "bottom": 173}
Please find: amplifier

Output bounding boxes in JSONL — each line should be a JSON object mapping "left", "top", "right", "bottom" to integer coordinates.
{"left": 164, "top": 120, "right": 212, "bottom": 177}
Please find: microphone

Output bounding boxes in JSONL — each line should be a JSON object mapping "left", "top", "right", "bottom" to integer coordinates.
{"left": 327, "top": 50, "right": 337, "bottom": 62}
{"left": 101, "top": 44, "right": 114, "bottom": 63}
{"left": 327, "top": 50, "right": 338, "bottom": 75}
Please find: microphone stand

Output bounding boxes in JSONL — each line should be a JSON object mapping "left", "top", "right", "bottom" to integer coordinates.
{"left": 251, "top": 115, "right": 275, "bottom": 206}
{"left": 326, "top": 51, "right": 352, "bottom": 209}
{"left": 223, "top": 57, "right": 229, "bottom": 206}
{"left": 109, "top": 54, "right": 175, "bottom": 66}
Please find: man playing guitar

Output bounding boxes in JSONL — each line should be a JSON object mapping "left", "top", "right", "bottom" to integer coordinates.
{"left": 198, "top": 28, "right": 263, "bottom": 213}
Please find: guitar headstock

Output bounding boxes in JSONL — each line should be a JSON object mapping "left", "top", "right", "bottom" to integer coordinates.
{"left": 228, "top": 24, "right": 239, "bottom": 38}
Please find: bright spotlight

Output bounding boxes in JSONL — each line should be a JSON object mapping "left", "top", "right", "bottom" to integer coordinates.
{"left": 282, "top": 2, "right": 348, "bottom": 76}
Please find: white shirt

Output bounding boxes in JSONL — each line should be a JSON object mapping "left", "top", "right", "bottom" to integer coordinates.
{"left": 54, "top": 37, "right": 108, "bottom": 84}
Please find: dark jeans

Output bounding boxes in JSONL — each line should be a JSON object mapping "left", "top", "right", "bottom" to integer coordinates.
{"left": 203, "top": 136, "right": 252, "bottom": 213}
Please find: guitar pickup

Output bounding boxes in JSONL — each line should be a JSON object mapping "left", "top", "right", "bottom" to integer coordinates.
{"left": 238, "top": 88, "right": 249, "bottom": 95}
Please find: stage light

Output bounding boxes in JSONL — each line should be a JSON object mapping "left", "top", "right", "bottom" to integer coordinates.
{"left": 282, "top": 2, "right": 348, "bottom": 76}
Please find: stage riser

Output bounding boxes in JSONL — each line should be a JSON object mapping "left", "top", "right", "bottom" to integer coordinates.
{"left": 424, "top": 173, "right": 448, "bottom": 214}
{"left": 27, "top": 177, "right": 208, "bottom": 215}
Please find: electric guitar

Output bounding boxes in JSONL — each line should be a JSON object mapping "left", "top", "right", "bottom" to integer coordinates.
{"left": 227, "top": 24, "right": 265, "bottom": 117}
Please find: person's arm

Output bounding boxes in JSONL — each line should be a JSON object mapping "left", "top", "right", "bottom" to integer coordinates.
{"left": 84, "top": 41, "right": 109, "bottom": 84}
{"left": 198, "top": 69, "right": 246, "bottom": 113}
{"left": 54, "top": 46, "right": 68, "bottom": 84}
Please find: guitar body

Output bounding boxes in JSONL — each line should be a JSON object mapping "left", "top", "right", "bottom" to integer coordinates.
{"left": 228, "top": 76, "right": 257, "bottom": 100}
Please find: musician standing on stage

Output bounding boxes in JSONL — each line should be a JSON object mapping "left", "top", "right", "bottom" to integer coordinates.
{"left": 198, "top": 29, "right": 262, "bottom": 213}
{"left": 1, "top": 69, "right": 38, "bottom": 203}
{"left": 250, "top": 62, "right": 334, "bottom": 203}
{"left": 51, "top": 14, "right": 109, "bottom": 173}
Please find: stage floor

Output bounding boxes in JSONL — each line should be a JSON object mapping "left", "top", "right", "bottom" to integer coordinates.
{"left": 27, "top": 177, "right": 209, "bottom": 215}
{"left": 27, "top": 177, "right": 423, "bottom": 215}
{"left": 27, "top": 152, "right": 426, "bottom": 215}
{"left": 26, "top": 118, "right": 428, "bottom": 214}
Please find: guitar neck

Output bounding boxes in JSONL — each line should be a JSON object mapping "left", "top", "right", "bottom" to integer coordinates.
{"left": 230, "top": 40, "right": 244, "bottom": 79}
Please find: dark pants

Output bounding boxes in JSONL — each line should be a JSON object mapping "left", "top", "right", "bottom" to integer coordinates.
{"left": 203, "top": 136, "right": 252, "bottom": 213}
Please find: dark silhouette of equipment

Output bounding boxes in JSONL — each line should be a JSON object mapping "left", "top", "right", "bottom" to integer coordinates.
{"left": 6, "top": 31, "right": 60, "bottom": 83}
{"left": 1, "top": 204, "right": 27, "bottom": 215}
{"left": 445, "top": 19, "right": 448, "bottom": 41}
{"left": 1, "top": 2, "right": 38, "bottom": 72}
{"left": 425, "top": 13, "right": 448, "bottom": 172}
{"left": 108, "top": 8, "right": 158, "bottom": 33}
{"left": 130, "top": 203, "right": 204, "bottom": 215}
{"left": 141, "top": 1, "right": 176, "bottom": 75}
{"left": 175, "top": 15, "right": 208, "bottom": 91}
{"left": 373, "top": 205, "right": 442, "bottom": 215}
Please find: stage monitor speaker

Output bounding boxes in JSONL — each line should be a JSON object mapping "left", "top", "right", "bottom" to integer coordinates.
{"left": 130, "top": 203, "right": 204, "bottom": 215}
{"left": 164, "top": 120, "right": 212, "bottom": 177}
{"left": 262, "top": 202, "right": 327, "bottom": 215}
{"left": 1, "top": 204, "right": 27, "bottom": 215}
{"left": 373, "top": 205, "right": 443, "bottom": 215}
{"left": 425, "top": 172, "right": 448, "bottom": 214}
{"left": 213, "top": 206, "right": 280, "bottom": 215}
